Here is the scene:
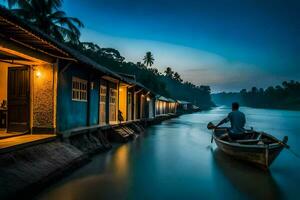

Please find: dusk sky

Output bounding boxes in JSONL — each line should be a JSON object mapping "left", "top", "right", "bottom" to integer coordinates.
{"left": 62, "top": 0, "right": 300, "bottom": 92}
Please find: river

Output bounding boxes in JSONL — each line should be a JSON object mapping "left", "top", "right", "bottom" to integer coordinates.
{"left": 36, "top": 107, "right": 300, "bottom": 200}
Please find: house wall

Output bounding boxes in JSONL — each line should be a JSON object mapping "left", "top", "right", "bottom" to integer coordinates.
{"left": 184, "top": 104, "right": 188, "bottom": 110}
{"left": 156, "top": 100, "right": 163, "bottom": 116}
{"left": 155, "top": 100, "right": 174, "bottom": 116}
{"left": 141, "top": 95, "right": 148, "bottom": 119}
{"left": 88, "top": 77, "right": 99, "bottom": 126}
{"left": 0, "top": 33, "right": 60, "bottom": 133}
{"left": 57, "top": 64, "right": 89, "bottom": 132}
{"left": 127, "top": 89, "right": 134, "bottom": 121}
{"left": 140, "top": 95, "right": 144, "bottom": 118}
{"left": 134, "top": 92, "right": 137, "bottom": 120}
{"left": 0, "top": 62, "right": 57, "bottom": 132}
{"left": 134, "top": 92, "right": 141, "bottom": 120}
{"left": 32, "top": 63, "right": 56, "bottom": 131}
{"left": 155, "top": 100, "right": 160, "bottom": 116}
{"left": 155, "top": 99, "right": 160, "bottom": 116}
{"left": 148, "top": 98, "right": 154, "bottom": 118}
{"left": 166, "top": 102, "right": 170, "bottom": 113}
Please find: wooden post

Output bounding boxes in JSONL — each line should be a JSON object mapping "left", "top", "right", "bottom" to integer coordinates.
{"left": 87, "top": 73, "right": 91, "bottom": 126}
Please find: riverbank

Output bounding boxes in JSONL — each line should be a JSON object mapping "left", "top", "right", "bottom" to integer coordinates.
{"left": 0, "top": 113, "right": 187, "bottom": 199}
{"left": 244, "top": 104, "right": 300, "bottom": 111}
{"left": 212, "top": 91, "right": 300, "bottom": 111}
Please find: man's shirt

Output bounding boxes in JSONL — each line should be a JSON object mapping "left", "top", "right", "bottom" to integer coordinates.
{"left": 224, "top": 110, "right": 246, "bottom": 134}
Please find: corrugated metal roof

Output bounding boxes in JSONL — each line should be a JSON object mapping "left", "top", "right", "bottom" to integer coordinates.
{"left": 156, "top": 95, "right": 175, "bottom": 102}
{"left": 177, "top": 100, "right": 191, "bottom": 104}
{"left": 167, "top": 98, "right": 176, "bottom": 103}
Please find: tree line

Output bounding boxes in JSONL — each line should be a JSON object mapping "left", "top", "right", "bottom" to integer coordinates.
{"left": 2, "top": 0, "right": 214, "bottom": 108}
{"left": 212, "top": 80, "right": 300, "bottom": 110}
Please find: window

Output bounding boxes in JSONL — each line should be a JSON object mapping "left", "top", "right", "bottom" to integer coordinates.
{"left": 109, "top": 88, "right": 117, "bottom": 104}
{"left": 72, "top": 77, "right": 88, "bottom": 102}
{"left": 100, "top": 86, "right": 107, "bottom": 103}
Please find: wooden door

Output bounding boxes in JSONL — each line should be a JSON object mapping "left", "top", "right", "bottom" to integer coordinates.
{"left": 109, "top": 88, "right": 117, "bottom": 123}
{"left": 7, "top": 67, "right": 30, "bottom": 132}
{"left": 127, "top": 92, "right": 132, "bottom": 121}
{"left": 149, "top": 99, "right": 153, "bottom": 118}
{"left": 135, "top": 93, "right": 140, "bottom": 120}
{"left": 99, "top": 85, "right": 107, "bottom": 125}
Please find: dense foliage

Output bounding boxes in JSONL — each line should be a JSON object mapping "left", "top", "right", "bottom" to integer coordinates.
{"left": 70, "top": 42, "right": 214, "bottom": 108}
{"left": 159, "top": 67, "right": 213, "bottom": 108}
{"left": 212, "top": 81, "right": 300, "bottom": 110}
{"left": 3, "top": 0, "right": 214, "bottom": 108}
{"left": 4, "top": 0, "right": 83, "bottom": 43}
{"left": 240, "top": 81, "right": 300, "bottom": 110}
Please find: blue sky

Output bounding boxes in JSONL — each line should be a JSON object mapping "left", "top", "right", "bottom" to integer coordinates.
{"left": 30, "top": 1, "right": 300, "bottom": 91}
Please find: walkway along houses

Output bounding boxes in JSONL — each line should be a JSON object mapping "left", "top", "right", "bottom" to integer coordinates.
{"left": 0, "top": 7, "right": 180, "bottom": 140}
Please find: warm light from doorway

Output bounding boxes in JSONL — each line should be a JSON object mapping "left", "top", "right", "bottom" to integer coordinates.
{"left": 36, "top": 70, "right": 41, "bottom": 78}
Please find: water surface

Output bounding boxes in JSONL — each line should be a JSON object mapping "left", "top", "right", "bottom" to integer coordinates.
{"left": 37, "top": 107, "right": 300, "bottom": 200}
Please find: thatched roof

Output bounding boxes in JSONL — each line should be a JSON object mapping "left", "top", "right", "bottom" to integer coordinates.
{"left": 0, "top": 6, "right": 123, "bottom": 80}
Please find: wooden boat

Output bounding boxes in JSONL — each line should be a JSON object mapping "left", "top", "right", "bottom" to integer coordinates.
{"left": 211, "top": 127, "right": 288, "bottom": 169}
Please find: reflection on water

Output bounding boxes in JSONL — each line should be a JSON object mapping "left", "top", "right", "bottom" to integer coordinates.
{"left": 212, "top": 148, "right": 282, "bottom": 200}
{"left": 113, "top": 145, "right": 129, "bottom": 178}
{"left": 38, "top": 146, "right": 132, "bottom": 200}
{"left": 37, "top": 107, "right": 300, "bottom": 200}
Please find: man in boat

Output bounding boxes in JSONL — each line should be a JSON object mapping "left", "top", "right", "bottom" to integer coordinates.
{"left": 215, "top": 102, "right": 246, "bottom": 140}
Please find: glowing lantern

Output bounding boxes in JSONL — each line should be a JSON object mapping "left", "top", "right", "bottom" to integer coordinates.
{"left": 36, "top": 70, "right": 41, "bottom": 78}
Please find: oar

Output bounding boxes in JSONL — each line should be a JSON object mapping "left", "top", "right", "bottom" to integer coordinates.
{"left": 207, "top": 122, "right": 215, "bottom": 143}
{"left": 277, "top": 136, "right": 289, "bottom": 148}
{"left": 260, "top": 133, "right": 300, "bottom": 159}
{"left": 287, "top": 148, "right": 300, "bottom": 159}
{"left": 273, "top": 135, "right": 300, "bottom": 159}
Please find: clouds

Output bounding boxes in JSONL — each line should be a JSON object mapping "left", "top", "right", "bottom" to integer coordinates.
{"left": 82, "top": 28, "right": 299, "bottom": 91}
{"left": 81, "top": 29, "right": 297, "bottom": 92}
{"left": 62, "top": 0, "right": 300, "bottom": 92}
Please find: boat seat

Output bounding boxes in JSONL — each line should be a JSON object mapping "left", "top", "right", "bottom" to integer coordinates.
{"left": 236, "top": 139, "right": 260, "bottom": 144}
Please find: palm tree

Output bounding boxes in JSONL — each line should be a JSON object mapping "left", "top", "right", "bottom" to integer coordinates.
{"left": 149, "top": 68, "right": 159, "bottom": 76}
{"left": 136, "top": 61, "right": 146, "bottom": 69}
{"left": 164, "top": 67, "right": 174, "bottom": 78}
{"left": 10, "top": 0, "right": 84, "bottom": 43}
{"left": 143, "top": 51, "right": 154, "bottom": 67}
{"left": 173, "top": 72, "right": 182, "bottom": 82}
